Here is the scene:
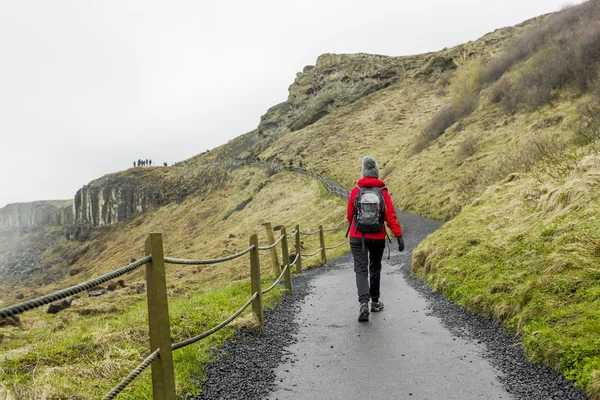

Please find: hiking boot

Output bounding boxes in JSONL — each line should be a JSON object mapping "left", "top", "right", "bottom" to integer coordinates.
{"left": 358, "top": 303, "right": 369, "bottom": 322}
{"left": 371, "top": 301, "right": 385, "bottom": 312}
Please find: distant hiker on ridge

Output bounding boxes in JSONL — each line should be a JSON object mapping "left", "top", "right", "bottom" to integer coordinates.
{"left": 347, "top": 156, "right": 403, "bottom": 322}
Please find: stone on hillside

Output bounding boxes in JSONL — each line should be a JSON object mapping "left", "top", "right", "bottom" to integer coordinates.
{"left": 47, "top": 299, "right": 72, "bottom": 314}
{"left": 106, "top": 282, "right": 118, "bottom": 291}
{"left": 0, "top": 315, "right": 20, "bottom": 327}
{"left": 135, "top": 284, "right": 145, "bottom": 294}
{"left": 117, "top": 279, "right": 126, "bottom": 288}
{"left": 88, "top": 289, "right": 106, "bottom": 297}
{"left": 15, "top": 293, "right": 24, "bottom": 300}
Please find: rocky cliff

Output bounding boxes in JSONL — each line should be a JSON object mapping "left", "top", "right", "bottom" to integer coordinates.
{"left": 74, "top": 175, "right": 163, "bottom": 227}
{"left": 257, "top": 52, "right": 454, "bottom": 137}
{"left": 0, "top": 200, "right": 73, "bottom": 231}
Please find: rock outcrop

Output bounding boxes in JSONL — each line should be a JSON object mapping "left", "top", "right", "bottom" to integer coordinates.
{"left": 257, "top": 53, "right": 436, "bottom": 137}
{"left": 0, "top": 200, "right": 73, "bottom": 231}
{"left": 74, "top": 175, "right": 163, "bottom": 226}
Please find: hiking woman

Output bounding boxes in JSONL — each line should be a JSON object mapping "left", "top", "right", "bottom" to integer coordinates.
{"left": 347, "top": 156, "right": 404, "bottom": 322}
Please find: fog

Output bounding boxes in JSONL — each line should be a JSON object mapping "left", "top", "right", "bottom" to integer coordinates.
{"left": 0, "top": 0, "right": 570, "bottom": 208}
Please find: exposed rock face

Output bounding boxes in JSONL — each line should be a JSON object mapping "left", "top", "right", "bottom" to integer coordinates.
{"left": 74, "top": 176, "right": 163, "bottom": 226}
{"left": 257, "top": 53, "right": 438, "bottom": 136}
{"left": 0, "top": 200, "right": 73, "bottom": 231}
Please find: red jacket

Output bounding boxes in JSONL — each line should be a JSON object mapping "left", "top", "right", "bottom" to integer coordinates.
{"left": 347, "top": 177, "right": 403, "bottom": 239}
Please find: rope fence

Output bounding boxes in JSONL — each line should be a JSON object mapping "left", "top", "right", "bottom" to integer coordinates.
{"left": 171, "top": 292, "right": 258, "bottom": 351}
{"left": 325, "top": 239, "right": 350, "bottom": 250}
{"left": 258, "top": 234, "right": 285, "bottom": 251}
{"left": 164, "top": 246, "right": 254, "bottom": 265}
{"left": 103, "top": 349, "right": 160, "bottom": 400}
{"left": 0, "top": 256, "right": 152, "bottom": 319}
{"left": 322, "top": 224, "right": 349, "bottom": 233}
{"left": 299, "top": 229, "right": 320, "bottom": 236}
{"left": 301, "top": 248, "right": 323, "bottom": 257}
{"left": 262, "top": 265, "right": 289, "bottom": 294}
{"left": 0, "top": 161, "right": 354, "bottom": 400}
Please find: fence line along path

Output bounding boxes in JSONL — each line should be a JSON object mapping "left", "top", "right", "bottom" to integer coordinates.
{"left": 0, "top": 162, "right": 352, "bottom": 399}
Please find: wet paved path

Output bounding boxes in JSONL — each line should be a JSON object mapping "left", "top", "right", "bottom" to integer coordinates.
{"left": 267, "top": 211, "right": 512, "bottom": 400}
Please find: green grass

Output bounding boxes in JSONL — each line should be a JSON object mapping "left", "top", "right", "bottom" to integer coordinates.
{"left": 0, "top": 277, "right": 286, "bottom": 399}
{"left": 412, "top": 164, "right": 600, "bottom": 398}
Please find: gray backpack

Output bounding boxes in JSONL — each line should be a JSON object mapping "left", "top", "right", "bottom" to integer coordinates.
{"left": 353, "top": 186, "right": 386, "bottom": 234}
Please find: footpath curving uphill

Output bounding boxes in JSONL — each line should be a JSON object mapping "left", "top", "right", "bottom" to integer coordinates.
{"left": 191, "top": 206, "right": 588, "bottom": 399}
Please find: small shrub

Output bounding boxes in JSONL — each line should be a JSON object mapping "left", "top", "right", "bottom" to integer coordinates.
{"left": 485, "top": 132, "right": 578, "bottom": 184}
{"left": 458, "top": 134, "right": 479, "bottom": 158}
{"left": 456, "top": 170, "right": 482, "bottom": 205}
{"left": 438, "top": 70, "right": 453, "bottom": 87}
{"left": 448, "top": 56, "right": 483, "bottom": 115}
{"left": 489, "top": 77, "right": 511, "bottom": 104}
{"left": 424, "top": 105, "right": 456, "bottom": 139}
{"left": 417, "top": 56, "right": 483, "bottom": 154}
{"left": 481, "top": 0, "right": 600, "bottom": 85}
{"left": 574, "top": 91, "right": 600, "bottom": 151}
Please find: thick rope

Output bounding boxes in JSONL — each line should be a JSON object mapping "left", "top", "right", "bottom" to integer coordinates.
{"left": 322, "top": 224, "right": 349, "bottom": 233}
{"left": 325, "top": 239, "right": 350, "bottom": 250}
{"left": 286, "top": 230, "right": 298, "bottom": 239}
{"left": 258, "top": 234, "right": 285, "bottom": 251}
{"left": 262, "top": 265, "right": 289, "bottom": 294}
{"left": 289, "top": 253, "right": 300, "bottom": 266}
{"left": 300, "top": 230, "right": 320, "bottom": 236}
{"left": 301, "top": 248, "right": 323, "bottom": 257}
{"left": 102, "top": 349, "right": 160, "bottom": 400}
{"left": 0, "top": 256, "right": 152, "bottom": 318}
{"left": 172, "top": 292, "right": 258, "bottom": 351}
{"left": 164, "top": 246, "right": 254, "bottom": 265}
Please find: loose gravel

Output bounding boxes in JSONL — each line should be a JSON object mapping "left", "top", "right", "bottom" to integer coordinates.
{"left": 184, "top": 267, "right": 328, "bottom": 400}
{"left": 401, "top": 265, "right": 588, "bottom": 400}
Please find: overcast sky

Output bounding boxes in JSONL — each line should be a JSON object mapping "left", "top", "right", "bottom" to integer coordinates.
{"left": 0, "top": 0, "right": 571, "bottom": 208}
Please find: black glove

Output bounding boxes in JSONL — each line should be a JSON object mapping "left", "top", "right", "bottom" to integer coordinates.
{"left": 397, "top": 236, "right": 405, "bottom": 252}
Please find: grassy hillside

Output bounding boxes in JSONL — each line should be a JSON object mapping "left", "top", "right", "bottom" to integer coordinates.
{"left": 406, "top": 1, "right": 600, "bottom": 397}
{"left": 412, "top": 154, "right": 600, "bottom": 396}
{"left": 221, "top": 1, "right": 600, "bottom": 396}
{"left": 0, "top": 167, "right": 348, "bottom": 398}
{"left": 3, "top": 1, "right": 600, "bottom": 397}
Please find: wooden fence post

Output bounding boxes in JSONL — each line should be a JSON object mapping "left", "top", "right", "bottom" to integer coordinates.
{"left": 280, "top": 227, "right": 293, "bottom": 292}
{"left": 145, "top": 233, "right": 176, "bottom": 400}
{"left": 262, "top": 222, "right": 281, "bottom": 277}
{"left": 319, "top": 225, "right": 327, "bottom": 265}
{"left": 249, "top": 234, "right": 264, "bottom": 331}
{"left": 295, "top": 224, "right": 303, "bottom": 275}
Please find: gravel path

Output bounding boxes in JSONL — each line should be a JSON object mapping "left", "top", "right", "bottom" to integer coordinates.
{"left": 184, "top": 266, "right": 334, "bottom": 400}
{"left": 186, "top": 210, "right": 587, "bottom": 400}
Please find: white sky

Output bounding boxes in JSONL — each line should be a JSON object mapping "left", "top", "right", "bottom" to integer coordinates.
{"left": 0, "top": 0, "right": 571, "bottom": 208}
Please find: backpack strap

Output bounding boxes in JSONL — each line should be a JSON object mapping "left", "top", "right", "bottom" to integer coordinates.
{"left": 377, "top": 186, "right": 387, "bottom": 222}
{"left": 347, "top": 185, "right": 360, "bottom": 238}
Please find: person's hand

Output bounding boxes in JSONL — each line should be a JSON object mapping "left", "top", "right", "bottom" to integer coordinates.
{"left": 397, "top": 236, "right": 405, "bottom": 252}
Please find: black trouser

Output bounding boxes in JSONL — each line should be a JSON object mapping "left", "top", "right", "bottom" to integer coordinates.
{"left": 350, "top": 238, "right": 385, "bottom": 304}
